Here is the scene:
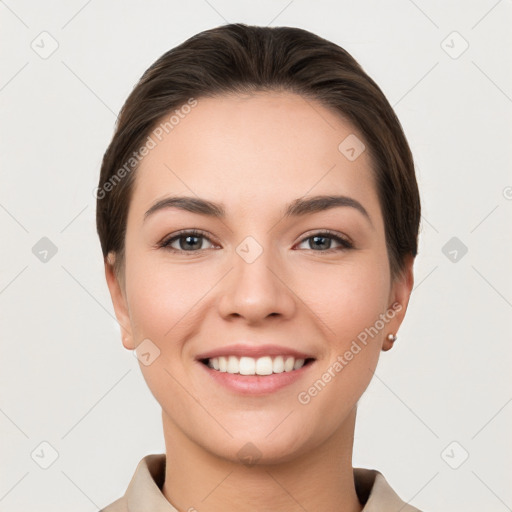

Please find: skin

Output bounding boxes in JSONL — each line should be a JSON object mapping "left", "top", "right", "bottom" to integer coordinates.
{"left": 105, "top": 91, "right": 414, "bottom": 512}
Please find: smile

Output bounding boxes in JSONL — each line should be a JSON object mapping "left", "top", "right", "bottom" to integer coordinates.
{"left": 202, "top": 355, "right": 315, "bottom": 375}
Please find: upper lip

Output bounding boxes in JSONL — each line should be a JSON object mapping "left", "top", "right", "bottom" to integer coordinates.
{"left": 195, "top": 344, "right": 316, "bottom": 361}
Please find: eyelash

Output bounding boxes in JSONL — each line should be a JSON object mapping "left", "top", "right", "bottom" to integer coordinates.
{"left": 158, "top": 229, "right": 354, "bottom": 254}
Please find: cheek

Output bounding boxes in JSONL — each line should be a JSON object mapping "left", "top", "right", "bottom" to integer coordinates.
{"left": 125, "top": 256, "right": 216, "bottom": 347}
{"left": 296, "top": 255, "right": 390, "bottom": 344}
{"left": 123, "top": 257, "right": 211, "bottom": 408}
{"left": 296, "top": 263, "right": 389, "bottom": 431}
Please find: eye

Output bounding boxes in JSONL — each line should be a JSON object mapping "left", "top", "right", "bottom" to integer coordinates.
{"left": 159, "top": 229, "right": 217, "bottom": 253}
{"left": 295, "top": 230, "right": 354, "bottom": 252}
{"left": 158, "top": 229, "right": 354, "bottom": 254}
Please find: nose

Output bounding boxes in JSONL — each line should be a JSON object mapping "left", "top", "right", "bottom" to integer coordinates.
{"left": 217, "top": 245, "right": 296, "bottom": 325}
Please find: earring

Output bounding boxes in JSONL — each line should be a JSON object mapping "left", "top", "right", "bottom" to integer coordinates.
{"left": 387, "top": 333, "right": 397, "bottom": 342}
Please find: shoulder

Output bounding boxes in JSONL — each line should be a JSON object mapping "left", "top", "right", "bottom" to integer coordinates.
{"left": 354, "top": 467, "right": 425, "bottom": 511}
{"left": 98, "top": 453, "right": 167, "bottom": 511}
{"left": 98, "top": 495, "right": 127, "bottom": 512}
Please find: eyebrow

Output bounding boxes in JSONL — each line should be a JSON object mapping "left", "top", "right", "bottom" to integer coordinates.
{"left": 144, "top": 194, "right": 373, "bottom": 227}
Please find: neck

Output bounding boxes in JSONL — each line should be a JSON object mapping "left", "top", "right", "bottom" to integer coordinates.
{"left": 161, "top": 407, "right": 363, "bottom": 512}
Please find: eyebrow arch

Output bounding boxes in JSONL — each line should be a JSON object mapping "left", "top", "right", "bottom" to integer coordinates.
{"left": 144, "top": 194, "right": 373, "bottom": 227}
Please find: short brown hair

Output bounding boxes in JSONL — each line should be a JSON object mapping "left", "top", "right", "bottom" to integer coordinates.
{"left": 96, "top": 23, "right": 421, "bottom": 284}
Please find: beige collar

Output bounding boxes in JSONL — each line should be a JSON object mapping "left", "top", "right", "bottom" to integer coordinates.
{"left": 101, "top": 453, "right": 422, "bottom": 511}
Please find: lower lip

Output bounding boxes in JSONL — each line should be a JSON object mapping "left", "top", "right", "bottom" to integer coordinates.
{"left": 197, "top": 360, "right": 315, "bottom": 395}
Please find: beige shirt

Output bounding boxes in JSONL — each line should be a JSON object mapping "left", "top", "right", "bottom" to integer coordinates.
{"left": 100, "top": 453, "right": 423, "bottom": 511}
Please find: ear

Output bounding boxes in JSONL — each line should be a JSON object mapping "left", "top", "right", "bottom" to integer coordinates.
{"left": 382, "top": 253, "right": 415, "bottom": 352}
{"left": 104, "top": 252, "right": 135, "bottom": 350}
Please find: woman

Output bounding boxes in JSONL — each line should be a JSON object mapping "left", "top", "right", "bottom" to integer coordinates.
{"left": 97, "top": 23, "right": 422, "bottom": 511}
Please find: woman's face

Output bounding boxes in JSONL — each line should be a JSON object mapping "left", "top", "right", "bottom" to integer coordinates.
{"left": 106, "top": 91, "right": 413, "bottom": 464}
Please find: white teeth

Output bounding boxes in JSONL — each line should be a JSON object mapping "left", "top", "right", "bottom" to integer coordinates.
{"left": 227, "top": 356, "right": 238, "bottom": 374}
{"left": 239, "top": 356, "right": 256, "bottom": 375}
{"left": 284, "top": 356, "right": 295, "bottom": 372}
{"left": 205, "top": 355, "right": 309, "bottom": 375}
{"left": 293, "top": 358, "right": 305, "bottom": 370}
{"left": 256, "top": 356, "right": 273, "bottom": 375}
{"left": 273, "top": 355, "right": 284, "bottom": 373}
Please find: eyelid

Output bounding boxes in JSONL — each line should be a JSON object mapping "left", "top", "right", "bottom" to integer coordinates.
{"left": 159, "top": 228, "right": 354, "bottom": 253}
{"left": 159, "top": 229, "right": 219, "bottom": 251}
{"left": 297, "top": 229, "right": 353, "bottom": 246}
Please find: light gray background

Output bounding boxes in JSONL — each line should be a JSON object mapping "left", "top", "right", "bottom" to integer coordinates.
{"left": 1, "top": 1, "right": 511, "bottom": 511}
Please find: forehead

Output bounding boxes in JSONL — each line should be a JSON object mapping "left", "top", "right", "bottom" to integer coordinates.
{"left": 129, "top": 91, "right": 381, "bottom": 225}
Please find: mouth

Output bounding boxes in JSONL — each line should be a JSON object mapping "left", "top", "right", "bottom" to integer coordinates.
{"left": 195, "top": 344, "right": 317, "bottom": 394}
{"left": 199, "top": 355, "right": 316, "bottom": 375}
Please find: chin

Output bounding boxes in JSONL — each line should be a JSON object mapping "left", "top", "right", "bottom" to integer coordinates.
{"left": 198, "top": 423, "right": 316, "bottom": 466}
